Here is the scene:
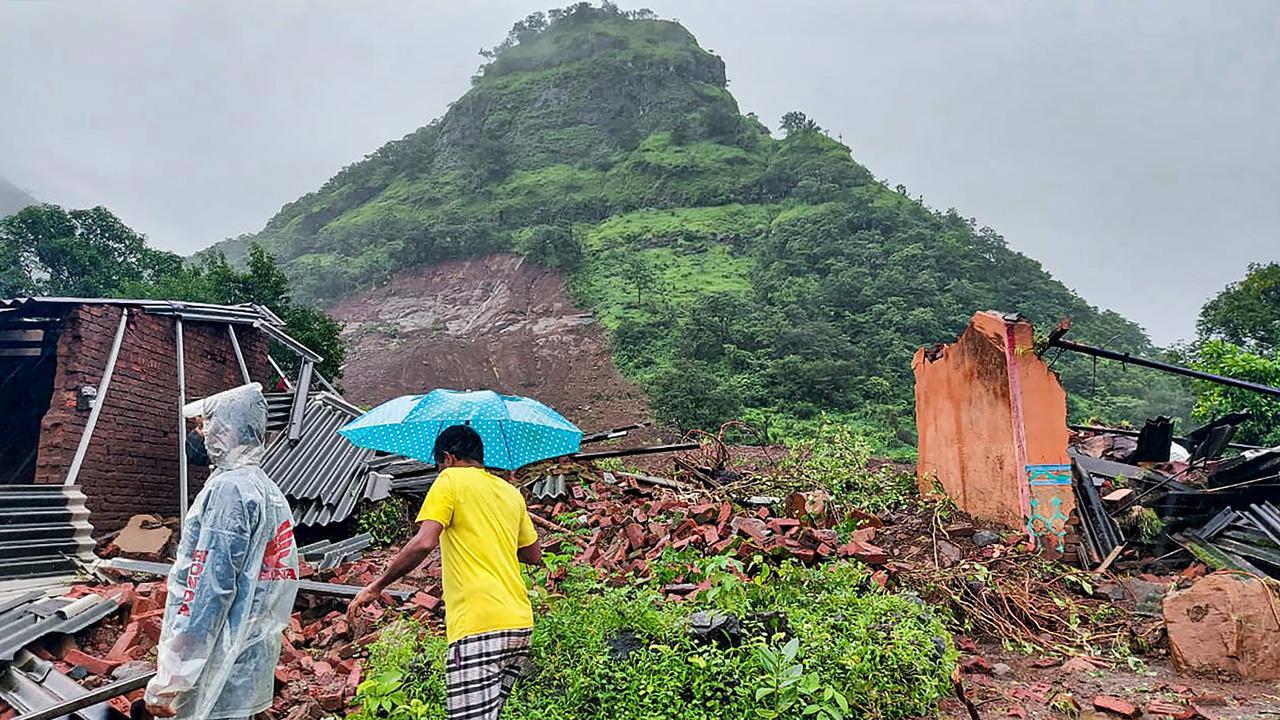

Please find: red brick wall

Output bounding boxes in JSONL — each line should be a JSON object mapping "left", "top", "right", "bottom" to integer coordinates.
{"left": 35, "top": 304, "right": 271, "bottom": 534}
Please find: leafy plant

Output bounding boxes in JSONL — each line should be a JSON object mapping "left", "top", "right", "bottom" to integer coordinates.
{"left": 357, "top": 495, "right": 411, "bottom": 548}
{"left": 353, "top": 669, "right": 430, "bottom": 720}
{"left": 366, "top": 558, "right": 956, "bottom": 720}
{"left": 780, "top": 420, "right": 916, "bottom": 513}
{"left": 753, "top": 637, "right": 848, "bottom": 720}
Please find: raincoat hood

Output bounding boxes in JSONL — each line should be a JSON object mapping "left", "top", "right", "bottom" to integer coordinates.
{"left": 185, "top": 383, "right": 267, "bottom": 472}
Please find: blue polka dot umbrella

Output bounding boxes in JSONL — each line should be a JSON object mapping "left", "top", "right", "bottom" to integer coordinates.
{"left": 337, "top": 389, "right": 583, "bottom": 471}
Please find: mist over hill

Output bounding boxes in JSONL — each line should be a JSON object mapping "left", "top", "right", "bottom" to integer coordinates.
{"left": 0, "top": 177, "right": 37, "bottom": 218}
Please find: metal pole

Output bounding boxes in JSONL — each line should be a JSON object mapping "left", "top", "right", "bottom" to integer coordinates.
{"left": 315, "top": 371, "right": 339, "bottom": 395}
{"left": 227, "top": 325, "right": 250, "bottom": 384}
{"left": 267, "top": 354, "right": 293, "bottom": 390}
{"left": 1050, "top": 338, "right": 1280, "bottom": 398}
{"left": 571, "top": 442, "right": 700, "bottom": 461}
{"left": 176, "top": 317, "right": 189, "bottom": 519}
{"left": 65, "top": 311, "right": 130, "bottom": 486}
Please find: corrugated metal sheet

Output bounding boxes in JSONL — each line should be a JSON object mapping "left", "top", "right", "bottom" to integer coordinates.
{"left": 0, "top": 649, "right": 135, "bottom": 719}
{"left": 0, "top": 592, "right": 121, "bottom": 662}
{"left": 0, "top": 486, "right": 95, "bottom": 582}
{"left": 299, "top": 532, "right": 373, "bottom": 570}
{"left": 366, "top": 457, "right": 438, "bottom": 494}
{"left": 263, "top": 394, "right": 378, "bottom": 526}
{"left": 265, "top": 392, "right": 294, "bottom": 432}
{"left": 0, "top": 298, "right": 284, "bottom": 328}
{"left": 530, "top": 474, "right": 568, "bottom": 501}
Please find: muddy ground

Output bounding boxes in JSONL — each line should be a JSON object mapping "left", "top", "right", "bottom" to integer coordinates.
{"left": 939, "top": 645, "right": 1280, "bottom": 719}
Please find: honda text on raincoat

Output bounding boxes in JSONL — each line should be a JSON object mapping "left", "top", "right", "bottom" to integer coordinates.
{"left": 144, "top": 383, "right": 300, "bottom": 719}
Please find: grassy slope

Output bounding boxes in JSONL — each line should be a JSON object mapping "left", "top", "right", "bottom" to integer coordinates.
{"left": 225, "top": 5, "right": 1190, "bottom": 446}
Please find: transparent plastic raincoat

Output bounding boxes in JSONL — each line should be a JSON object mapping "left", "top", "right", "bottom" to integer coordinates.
{"left": 144, "top": 383, "right": 299, "bottom": 719}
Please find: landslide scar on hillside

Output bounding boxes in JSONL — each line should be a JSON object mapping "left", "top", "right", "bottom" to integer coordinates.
{"left": 330, "top": 253, "right": 654, "bottom": 437}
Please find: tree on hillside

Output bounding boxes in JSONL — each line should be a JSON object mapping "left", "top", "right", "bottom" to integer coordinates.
{"left": 0, "top": 204, "right": 181, "bottom": 297}
{"left": 131, "top": 245, "right": 347, "bottom": 380}
{"left": 1190, "top": 263, "right": 1280, "bottom": 445}
{"left": 0, "top": 204, "right": 346, "bottom": 382}
{"left": 1198, "top": 262, "right": 1280, "bottom": 353}
{"left": 648, "top": 358, "right": 742, "bottom": 431}
{"left": 622, "top": 254, "right": 659, "bottom": 306}
{"left": 779, "top": 111, "right": 820, "bottom": 137}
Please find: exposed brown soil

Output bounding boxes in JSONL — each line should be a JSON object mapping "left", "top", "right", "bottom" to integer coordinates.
{"left": 330, "top": 254, "right": 657, "bottom": 439}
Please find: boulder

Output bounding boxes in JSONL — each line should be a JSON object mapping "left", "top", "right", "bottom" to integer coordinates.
{"left": 1164, "top": 572, "right": 1280, "bottom": 680}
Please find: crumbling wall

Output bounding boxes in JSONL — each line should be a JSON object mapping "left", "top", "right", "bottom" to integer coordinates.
{"left": 34, "top": 305, "right": 270, "bottom": 533}
{"left": 913, "top": 311, "right": 1073, "bottom": 547}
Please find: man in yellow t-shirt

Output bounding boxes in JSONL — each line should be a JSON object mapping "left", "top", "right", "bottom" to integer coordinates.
{"left": 348, "top": 425, "right": 542, "bottom": 719}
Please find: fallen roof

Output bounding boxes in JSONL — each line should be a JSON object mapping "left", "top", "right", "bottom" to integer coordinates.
{"left": 0, "top": 297, "right": 320, "bottom": 362}
{"left": 2, "top": 651, "right": 153, "bottom": 720}
{"left": 0, "top": 297, "right": 282, "bottom": 325}
{"left": 0, "top": 591, "right": 122, "bottom": 663}
{"left": 263, "top": 393, "right": 381, "bottom": 526}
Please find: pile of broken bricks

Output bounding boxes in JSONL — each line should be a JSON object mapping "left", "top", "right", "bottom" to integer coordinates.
{"left": 0, "top": 561, "right": 447, "bottom": 720}
{"left": 520, "top": 464, "right": 893, "bottom": 589}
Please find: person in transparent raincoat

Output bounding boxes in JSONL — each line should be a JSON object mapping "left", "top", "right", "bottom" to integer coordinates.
{"left": 144, "top": 382, "right": 299, "bottom": 719}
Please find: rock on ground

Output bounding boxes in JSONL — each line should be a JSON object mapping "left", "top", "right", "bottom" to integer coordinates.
{"left": 1164, "top": 572, "right": 1280, "bottom": 680}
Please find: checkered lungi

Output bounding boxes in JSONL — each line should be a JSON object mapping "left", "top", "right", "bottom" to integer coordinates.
{"left": 445, "top": 627, "right": 532, "bottom": 719}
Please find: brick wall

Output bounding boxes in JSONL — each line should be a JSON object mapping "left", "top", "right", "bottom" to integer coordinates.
{"left": 35, "top": 304, "right": 271, "bottom": 534}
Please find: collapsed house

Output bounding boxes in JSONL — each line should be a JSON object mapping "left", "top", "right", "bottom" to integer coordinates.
{"left": 916, "top": 310, "right": 1280, "bottom": 578}
{"left": 0, "top": 297, "right": 363, "bottom": 585}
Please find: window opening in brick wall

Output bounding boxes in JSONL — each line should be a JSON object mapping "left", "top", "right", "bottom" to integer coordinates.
{"left": 0, "top": 314, "right": 63, "bottom": 485}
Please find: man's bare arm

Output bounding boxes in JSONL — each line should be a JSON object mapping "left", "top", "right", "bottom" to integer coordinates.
{"left": 517, "top": 541, "right": 543, "bottom": 566}
{"left": 372, "top": 520, "right": 443, "bottom": 591}
{"left": 348, "top": 520, "right": 443, "bottom": 620}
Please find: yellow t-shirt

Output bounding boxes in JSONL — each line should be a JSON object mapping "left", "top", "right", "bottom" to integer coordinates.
{"left": 415, "top": 466, "right": 537, "bottom": 643}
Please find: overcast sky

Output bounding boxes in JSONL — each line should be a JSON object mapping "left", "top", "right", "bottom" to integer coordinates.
{"left": 1, "top": 1, "right": 1276, "bottom": 344}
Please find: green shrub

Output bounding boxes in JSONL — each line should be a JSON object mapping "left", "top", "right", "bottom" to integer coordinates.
{"left": 356, "top": 495, "right": 412, "bottom": 548}
{"left": 780, "top": 420, "right": 918, "bottom": 513}
{"left": 352, "top": 560, "right": 955, "bottom": 720}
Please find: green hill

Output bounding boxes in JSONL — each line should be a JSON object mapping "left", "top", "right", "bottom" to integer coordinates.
{"left": 228, "top": 3, "right": 1190, "bottom": 444}
{"left": 0, "top": 177, "right": 37, "bottom": 218}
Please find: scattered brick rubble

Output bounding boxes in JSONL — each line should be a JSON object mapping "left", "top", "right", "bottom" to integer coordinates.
{"left": 3, "top": 455, "right": 1274, "bottom": 720}
{"left": 519, "top": 461, "right": 891, "bottom": 588}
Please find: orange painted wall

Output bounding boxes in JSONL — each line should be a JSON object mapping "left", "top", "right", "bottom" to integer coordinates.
{"left": 913, "top": 312, "right": 1072, "bottom": 543}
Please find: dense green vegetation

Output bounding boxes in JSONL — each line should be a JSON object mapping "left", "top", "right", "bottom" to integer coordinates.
{"left": 1191, "top": 262, "right": 1280, "bottom": 445}
{"left": 353, "top": 559, "right": 955, "bottom": 720}
{"left": 0, "top": 203, "right": 345, "bottom": 379}
{"left": 219, "top": 2, "right": 1191, "bottom": 444}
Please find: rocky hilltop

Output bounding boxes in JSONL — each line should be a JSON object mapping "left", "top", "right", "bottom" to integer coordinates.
{"left": 226, "top": 3, "right": 1185, "bottom": 440}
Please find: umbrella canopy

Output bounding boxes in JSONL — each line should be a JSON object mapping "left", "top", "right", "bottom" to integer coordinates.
{"left": 337, "top": 389, "right": 582, "bottom": 471}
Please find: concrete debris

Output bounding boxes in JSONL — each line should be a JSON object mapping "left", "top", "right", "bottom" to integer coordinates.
{"left": 104, "top": 515, "right": 173, "bottom": 560}
{"left": 914, "top": 312, "right": 1075, "bottom": 544}
{"left": 1163, "top": 572, "right": 1280, "bottom": 680}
